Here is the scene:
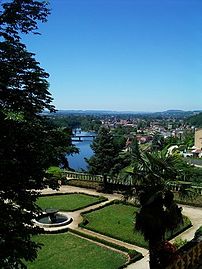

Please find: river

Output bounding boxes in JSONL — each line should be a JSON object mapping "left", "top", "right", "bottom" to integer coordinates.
{"left": 67, "top": 130, "right": 95, "bottom": 171}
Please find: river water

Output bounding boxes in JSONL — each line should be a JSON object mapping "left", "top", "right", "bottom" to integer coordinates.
{"left": 67, "top": 130, "right": 95, "bottom": 171}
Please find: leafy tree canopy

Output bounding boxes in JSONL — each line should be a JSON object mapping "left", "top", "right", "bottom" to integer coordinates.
{"left": 186, "top": 112, "right": 202, "bottom": 127}
{"left": 0, "top": 1, "right": 74, "bottom": 268}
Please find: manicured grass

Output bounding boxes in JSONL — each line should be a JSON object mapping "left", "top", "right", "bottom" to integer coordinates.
{"left": 37, "top": 193, "right": 106, "bottom": 212}
{"left": 81, "top": 202, "right": 191, "bottom": 248}
{"left": 27, "top": 233, "right": 127, "bottom": 269}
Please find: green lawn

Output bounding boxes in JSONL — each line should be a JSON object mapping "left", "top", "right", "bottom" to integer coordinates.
{"left": 27, "top": 233, "right": 127, "bottom": 269}
{"left": 37, "top": 193, "right": 106, "bottom": 212}
{"left": 81, "top": 202, "right": 191, "bottom": 248}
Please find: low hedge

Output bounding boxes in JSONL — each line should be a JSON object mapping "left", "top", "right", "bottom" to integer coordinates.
{"left": 69, "top": 228, "right": 143, "bottom": 266}
{"left": 174, "top": 199, "right": 202, "bottom": 207}
{"left": 195, "top": 226, "right": 202, "bottom": 238}
{"left": 80, "top": 199, "right": 134, "bottom": 216}
{"left": 66, "top": 179, "right": 100, "bottom": 189}
{"left": 39, "top": 192, "right": 106, "bottom": 199}
{"left": 165, "top": 216, "right": 192, "bottom": 240}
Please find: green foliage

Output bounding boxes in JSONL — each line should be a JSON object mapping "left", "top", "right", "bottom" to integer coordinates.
{"left": 187, "top": 166, "right": 202, "bottom": 184}
{"left": 164, "top": 136, "right": 181, "bottom": 147}
{"left": 174, "top": 192, "right": 202, "bottom": 207}
{"left": 151, "top": 134, "right": 165, "bottom": 151}
{"left": 45, "top": 166, "right": 68, "bottom": 185}
{"left": 0, "top": 1, "right": 75, "bottom": 267}
{"left": 182, "top": 130, "right": 194, "bottom": 148}
{"left": 111, "top": 125, "right": 134, "bottom": 150}
{"left": 87, "top": 127, "right": 120, "bottom": 189}
{"left": 80, "top": 117, "right": 102, "bottom": 132}
{"left": 67, "top": 179, "right": 101, "bottom": 189}
{"left": 46, "top": 166, "right": 64, "bottom": 175}
{"left": 187, "top": 112, "right": 202, "bottom": 127}
{"left": 120, "top": 140, "right": 182, "bottom": 191}
{"left": 48, "top": 114, "right": 102, "bottom": 131}
{"left": 2, "top": 108, "right": 26, "bottom": 122}
{"left": 118, "top": 141, "right": 190, "bottom": 269}
{"left": 173, "top": 237, "right": 188, "bottom": 249}
{"left": 195, "top": 226, "right": 202, "bottom": 238}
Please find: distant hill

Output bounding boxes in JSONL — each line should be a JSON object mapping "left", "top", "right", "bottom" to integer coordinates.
{"left": 150, "top": 110, "right": 200, "bottom": 118}
{"left": 42, "top": 109, "right": 201, "bottom": 118}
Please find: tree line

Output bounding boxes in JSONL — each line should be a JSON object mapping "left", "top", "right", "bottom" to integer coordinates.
{"left": 186, "top": 112, "right": 202, "bottom": 127}
{"left": 48, "top": 114, "right": 102, "bottom": 132}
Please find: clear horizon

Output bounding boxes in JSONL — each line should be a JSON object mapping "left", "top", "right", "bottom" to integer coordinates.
{"left": 23, "top": 0, "right": 202, "bottom": 112}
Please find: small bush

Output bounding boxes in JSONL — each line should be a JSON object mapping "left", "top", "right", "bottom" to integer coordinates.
{"left": 195, "top": 226, "right": 202, "bottom": 238}
{"left": 67, "top": 179, "right": 100, "bottom": 189}
{"left": 173, "top": 237, "right": 187, "bottom": 249}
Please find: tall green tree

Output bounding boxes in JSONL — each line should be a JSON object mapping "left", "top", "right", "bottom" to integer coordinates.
{"left": 151, "top": 134, "right": 165, "bottom": 151}
{"left": 0, "top": 1, "right": 74, "bottom": 268}
{"left": 86, "top": 127, "right": 119, "bottom": 190}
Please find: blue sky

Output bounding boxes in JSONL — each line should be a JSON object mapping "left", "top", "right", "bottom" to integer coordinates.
{"left": 23, "top": 0, "right": 202, "bottom": 112}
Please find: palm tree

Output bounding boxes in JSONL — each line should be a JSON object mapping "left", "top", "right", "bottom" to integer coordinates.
{"left": 120, "top": 140, "right": 180, "bottom": 192}
{"left": 120, "top": 140, "right": 183, "bottom": 268}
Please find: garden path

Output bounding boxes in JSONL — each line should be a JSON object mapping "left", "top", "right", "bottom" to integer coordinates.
{"left": 41, "top": 185, "right": 202, "bottom": 269}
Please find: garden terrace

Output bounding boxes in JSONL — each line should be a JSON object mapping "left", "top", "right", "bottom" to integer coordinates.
{"left": 27, "top": 233, "right": 128, "bottom": 269}
{"left": 80, "top": 201, "right": 192, "bottom": 248}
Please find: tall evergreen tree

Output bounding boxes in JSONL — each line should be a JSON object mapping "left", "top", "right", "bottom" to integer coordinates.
{"left": 0, "top": 1, "right": 74, "bottom": 268}
{"left": 87, "top": 127, "right": 119, "bottom": 190}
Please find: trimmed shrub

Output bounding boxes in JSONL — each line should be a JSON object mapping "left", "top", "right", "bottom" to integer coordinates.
{"left": 195, "top": 226, "right": 202, "bottom": 238}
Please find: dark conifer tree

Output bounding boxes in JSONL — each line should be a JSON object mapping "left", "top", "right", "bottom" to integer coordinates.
{"left": 87, "top": 127, "right": 119, "bottom": 191}
{"left": 0, "top": 1, "right": 74, "bottom": 268}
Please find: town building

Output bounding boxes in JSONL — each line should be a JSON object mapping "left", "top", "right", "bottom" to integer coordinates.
{"left": 192, "top": 128, "right": 202, "bottom": 158}
{"left": 194, "top": 128, "right": 202, "bottom": 150}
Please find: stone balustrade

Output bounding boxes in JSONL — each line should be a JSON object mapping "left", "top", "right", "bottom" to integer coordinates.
{"left": 165, "top": 240, "right": 202, "bottom": 269}
{"left": 65, "top": 171, "right": 103, "bottom": 182}
{"left": 64, "top": 171, "right": 202, "bottom": 194}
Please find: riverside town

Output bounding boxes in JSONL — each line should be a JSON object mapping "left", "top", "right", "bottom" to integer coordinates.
{"left": 1, "top": 1, "right": 202, "bottom": 269}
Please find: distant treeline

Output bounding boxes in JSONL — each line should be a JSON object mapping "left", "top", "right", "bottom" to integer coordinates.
{"left": 186, "top": 112, "right": 202, "bottom": 127}
{"left": 47, "top": 115, "right": 102, "bottom": 132}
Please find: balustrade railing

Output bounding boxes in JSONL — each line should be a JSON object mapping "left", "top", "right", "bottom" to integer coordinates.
{"left": 168, "top": 182, "right": 202, "bottom": 195}
{"left": 165, "top": 240, "right": 202, "bottom": 269}
{"left": 64, "top": 171, "right": 202, "bottom": 193}
{"left": 65, "top": 171, "right": 103, "bottom": 182}
{"left": 64, "top": 171, "right": 131, "bottom": 185}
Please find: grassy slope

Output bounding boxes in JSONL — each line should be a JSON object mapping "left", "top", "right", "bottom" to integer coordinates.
{"left": 36, "top": 193, "right": 105, "bottom": 211}
{"left": 27, "top": 233, "right": 127, "bottom": 269}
